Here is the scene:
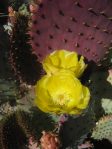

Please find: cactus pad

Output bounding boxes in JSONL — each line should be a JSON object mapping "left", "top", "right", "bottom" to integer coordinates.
{"left": 102, "top": 98, "right": 112, "bottom": 114}
{"left": 31, "top": 0, "right": 112, "bottom": 64}
{"left": 60, "top": 104, "right": 95, "bottom": 148}
{"left": 92, "top": 115, "right": 112, "bottom": 143}
{"left": 0, "top": 112, "right": 28, "bottom": 149}
{"left": 10, "top": 12, "right": 42, "bottom": 85}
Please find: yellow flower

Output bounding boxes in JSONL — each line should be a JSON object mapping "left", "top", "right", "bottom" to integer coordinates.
{"left": 42, "top": 50, "right": 87, "bottom": 78}
{"left": 34, "top": 70, "right": 90, "bottom": 115}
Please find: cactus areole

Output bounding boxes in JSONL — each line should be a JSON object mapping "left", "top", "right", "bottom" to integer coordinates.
{"left": 31, "top": 0, "right": 112, "bottom": 63}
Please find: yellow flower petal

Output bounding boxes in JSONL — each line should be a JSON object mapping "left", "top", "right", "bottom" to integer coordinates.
{"left": 34, "top": 70, "right": 90, "bottom": 115}
{"left": 42, "top": 50, "right": 87, "bottom": 77}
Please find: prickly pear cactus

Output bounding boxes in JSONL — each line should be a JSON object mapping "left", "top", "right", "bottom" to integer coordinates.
{"left": 17, "top": 109, "right": 56, "bottom": 139}
{"left": 1, "top": 1, "right": 112, "bottom": 149}
{"left": 28, "top": 107, "right": 56, "bottom": 139}
{"left": 0, "top": 110, "right": 56, "bottom": 149}
{"left": 60, "top": 103, "right": 96, "bottom": 148}
{"left": 59, "top": 68, "right": 112, "bottom": 148}
{"left": 92, "top": 115, "right": 112, "bottom": 143}
{"left": 30, "top": 0, "right": 112, "bottom": 65}
{"left": 91, "top": 68, "right": 112, "bottom": 144}
{"left": 102, "top": 98, "right": 112, "bottom": 114}
{"left": 0, "top": 24, "right": 36, "bottom": 119}
{"left": 88, "top": 70, "right": 112, "bottom": 119}
{"left": 100, "top": 48, "right": 112, "bottom": 68}
{"left": 101, "top": 71, "right": 112, "bottom": 115}
{"left": 10, "top": 10, "right": 42, "bottom": 85}
{"left": 0, "top": 26, "right": 21, "bottom": 119}
{"left": 0, "top": 112, "right": 28, "bottom": 149}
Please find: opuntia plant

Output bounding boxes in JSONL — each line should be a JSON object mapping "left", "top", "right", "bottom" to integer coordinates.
{"left": 9, "top": 11, "right": 42, "bottom": 85}
{"left": 92, "top": 115, "right": 112, "bottom": 143}
{"left": 0, "top": 1, "right": 112, "bottom": 149}
{"left": 0, "top": 112, "right": 28, "bottom": 149}
{"left": 30, "top": 0, "right": 112, "bottom": 66}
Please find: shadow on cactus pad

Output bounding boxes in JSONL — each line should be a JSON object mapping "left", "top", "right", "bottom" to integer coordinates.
{"left": 91, "top": 139, "right": 112, "bottom": 149}
{"left": 29, "top": 107, "right": 56, "bottom": 139}
{"left": 88, "top": 70, "right": 112, "bottom": 119}
{"left": 59, "top": 69, "right": 112, "bottom": 148}
{"left": 0, "top": 0, "right": 8, "bottom": 25}
{"left": 59, "top": 104, "right": 95, "bottom": 148}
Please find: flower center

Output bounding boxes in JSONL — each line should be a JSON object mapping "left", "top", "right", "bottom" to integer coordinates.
{"left": 58, "top": 94, "right": 65, "bottom": 105}
{"left": 52, "top": 92, "right": 70, "bottom": 106}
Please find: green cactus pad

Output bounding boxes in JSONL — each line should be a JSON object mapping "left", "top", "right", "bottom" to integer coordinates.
{"left": 92, "top": 115, "right": 112, "bottom": 143}
{"left": 102, "top": 98, "right": 112, "bottom": 114}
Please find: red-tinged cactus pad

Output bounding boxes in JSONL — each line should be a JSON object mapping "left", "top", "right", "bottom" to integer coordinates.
{"left": 30, "top": 0, "right": 112, "bottom": 63}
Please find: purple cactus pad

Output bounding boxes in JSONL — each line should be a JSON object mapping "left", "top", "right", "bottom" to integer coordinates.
{"left": 30, "top": 0, "right": 112, "bottom": 63}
